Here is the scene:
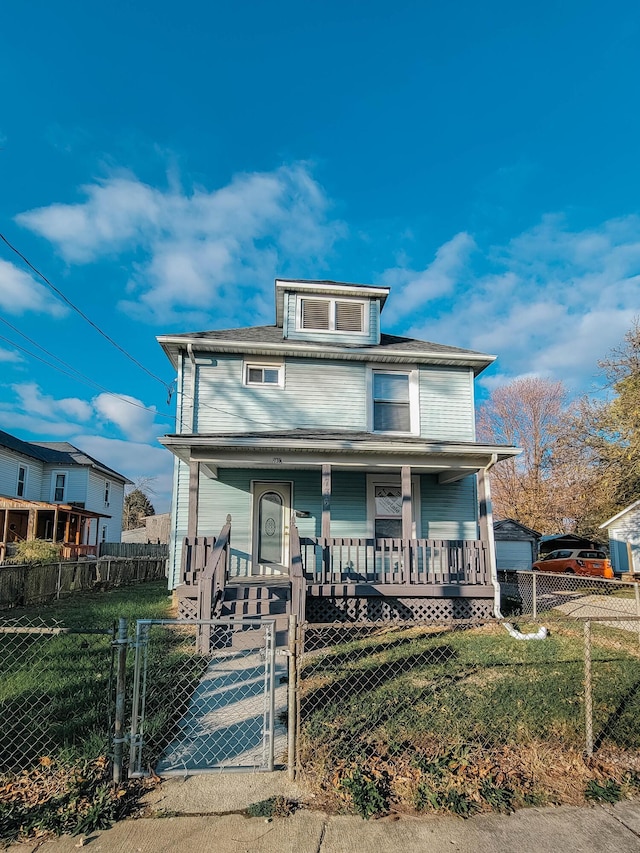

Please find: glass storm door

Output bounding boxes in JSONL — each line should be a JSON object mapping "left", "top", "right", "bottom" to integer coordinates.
{"left": 252, "top": 482, "right": 291, "bottom": 575}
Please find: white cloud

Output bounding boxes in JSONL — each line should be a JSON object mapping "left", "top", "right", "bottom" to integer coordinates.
{"left": 0, "top": 347, "right": 23, "bottom": 363}
{"left": 0, "top": 259, "right": 65, "bottom": 316}
{"left": 381, "top": 232, "right": 476, "bottom": 323}
{"left": 71, "top": 434, "right": 174, "bottom": 512}
{"left": 17, "top": 163, "right": 345, "bottom": 325}
{"left": 93, "top": 393, "right": 159, "bottom": 442}
{"left": 383, "top": 215, "right": 640, "bottom": 393}
{"left": 11, "top": 382, "right": 92, "bottom": 422}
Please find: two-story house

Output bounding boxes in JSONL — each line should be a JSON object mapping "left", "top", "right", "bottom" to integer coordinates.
{"left": 0, "top": 430, "right": 131, "bottom": 560}
{"left": 158, "top": 279, "right": 519, "bottom": 624}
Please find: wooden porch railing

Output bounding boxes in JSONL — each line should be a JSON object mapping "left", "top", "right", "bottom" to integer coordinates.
{"left": 60, "top": 543, "right": 97, "bottom": 560}
{"left": 195, "top": 515, "right": 231, "bottom": 652}
{"left": 288, "top": 515, "right": 306, "bottom": 624}
{"left": 300, "top": 537, "right": 491, "bottom": 587}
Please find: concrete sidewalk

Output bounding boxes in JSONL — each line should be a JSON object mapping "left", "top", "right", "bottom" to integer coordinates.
{"left": 9, "top": 774, "right": 640, "bottom": 853}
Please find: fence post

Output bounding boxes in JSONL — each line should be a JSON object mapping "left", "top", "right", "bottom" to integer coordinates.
{"left": 56, "top": 562, "right": 62, "bottom": 599}
{"left": 288, "top": 613, "right": 297, "bottom": 781}
{"left": 635, "top": 585, "right": 640, "bottom": 647}
{"left": 532, "top": 571, "right": 537, "bottom": 620}
{"left": 584, "top": 620, "right": 593, "bottom": 757}
{"left": 112, "top": 617, "right": 128, "bottom": 784}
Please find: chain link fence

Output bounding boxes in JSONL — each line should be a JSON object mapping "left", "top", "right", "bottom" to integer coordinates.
{"left": 0, "top": 616, "right": 115, "bottom": 773}
{"left": 128, "top": 619, "right": 286, "bottom": 776}
{"left": 296, "top": 612, "right": 640, "bottom": 816}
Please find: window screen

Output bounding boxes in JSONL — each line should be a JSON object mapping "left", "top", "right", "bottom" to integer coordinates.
{"left": 373, "top": 373, "right": 410, "bottom": 432}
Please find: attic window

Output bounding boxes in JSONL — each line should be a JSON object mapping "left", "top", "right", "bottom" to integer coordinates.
{"left": 298, "top": 297, "right": 366, "bottom": 334}
{"left": 244, "top": 363, "right": 283, "bottom": 387}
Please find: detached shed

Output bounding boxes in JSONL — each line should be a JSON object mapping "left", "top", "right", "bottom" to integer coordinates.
{"left": 599, "top": 499, "right": 640, "bottom": 576}
{"left": 539, "top": 533, "right": 605, "bottom": 556}
{"left": 493, "top": 519, "right": 541, "bottom": 570}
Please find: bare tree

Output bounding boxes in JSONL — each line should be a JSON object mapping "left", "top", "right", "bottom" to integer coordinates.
{"left": 477, "top": 377, "right": 569, "bottom": 532}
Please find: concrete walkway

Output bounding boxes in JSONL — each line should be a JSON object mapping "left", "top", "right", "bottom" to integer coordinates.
{"left": 12, "top": 774, "right": 640, "bottom": 853}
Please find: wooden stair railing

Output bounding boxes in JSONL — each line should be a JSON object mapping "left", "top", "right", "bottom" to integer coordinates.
{"left": 288, "top": 514, "right": 306, "bottom": 624}
{"left": 197, "top": 515, "right": 231, "bottom": 653}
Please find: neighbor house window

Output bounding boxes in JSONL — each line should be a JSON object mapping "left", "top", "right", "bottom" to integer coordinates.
{"left": 54, "top": 473, "right": 66, "bottom": 502}
{"left": 17, "top": 465, "right": 27, "bottom": 498}
{"left": 373, "top": 371, "right": 412, "bottom": 432}
{"left": 297, "top": 297, "right": 366, "bottom": 334}
{"left": 104, "top": 481, "right": 110, "bottom": 506}
{"left": 244, "top": 363, "right": 283, "bottom": 387}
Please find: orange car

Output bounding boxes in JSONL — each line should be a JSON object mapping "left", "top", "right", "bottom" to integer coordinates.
{"left": 532, "top": 549, "right": 614, "bottom": 578}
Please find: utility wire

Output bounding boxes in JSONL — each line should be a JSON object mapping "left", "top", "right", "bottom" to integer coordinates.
{"left": 0, "top": 232, "right": 173, "bottom": 394}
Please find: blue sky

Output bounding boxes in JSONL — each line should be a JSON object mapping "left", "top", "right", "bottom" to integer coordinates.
{"left": 1, "top": 0, "right": 640, "bottom": 511}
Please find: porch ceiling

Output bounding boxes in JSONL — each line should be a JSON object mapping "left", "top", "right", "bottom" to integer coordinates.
{"left": 160, "top": 431, "right": 520, "bottom": 479}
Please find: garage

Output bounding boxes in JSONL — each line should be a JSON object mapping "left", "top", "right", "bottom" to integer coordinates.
{"left": 494, "top": 519, "right": 540, "bottom": 571}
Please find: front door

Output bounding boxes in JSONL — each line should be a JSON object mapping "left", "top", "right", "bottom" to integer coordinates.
{"left": 252, "top": 482, "right": 291, "bottom": 575}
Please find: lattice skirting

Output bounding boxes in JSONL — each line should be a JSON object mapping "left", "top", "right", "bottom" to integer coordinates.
{"left": 178, "top": 595, "right": 199, "bottom": 620}
{"left": 306, "top": 596, "right": 494, "bottom": 623}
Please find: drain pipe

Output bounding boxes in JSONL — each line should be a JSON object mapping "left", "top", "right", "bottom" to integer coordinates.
{"left": 480, "top": 455, "right": 548, "bottom": 640}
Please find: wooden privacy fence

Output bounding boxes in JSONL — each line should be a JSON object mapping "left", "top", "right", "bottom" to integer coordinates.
{"left": 0, "top": 557, "right": 167, "bottom": 609}
{"left": 301, "top": 537, "right": 491, "bottom": 586}
{"left": 99, "top": 542, "right": 169, "bottom": 559}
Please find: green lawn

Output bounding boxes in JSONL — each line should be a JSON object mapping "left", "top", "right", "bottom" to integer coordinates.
{"left": 299, "top": 623, "right": 640, "bottom": 816}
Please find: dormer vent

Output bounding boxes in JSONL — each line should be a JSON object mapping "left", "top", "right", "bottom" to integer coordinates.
{"left": 299, "top": 296, "right": 365, "bottom": 333}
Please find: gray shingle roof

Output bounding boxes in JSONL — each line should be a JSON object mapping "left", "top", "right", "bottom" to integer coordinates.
{"left": 0, "top": 430, "right": 131, "bottom": 482}
{"left": 166, "top": 325, "right": 489, "bottom": 358}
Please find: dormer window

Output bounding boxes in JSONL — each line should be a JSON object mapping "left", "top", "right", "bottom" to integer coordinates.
{"left": 297, "top": 297, "right": 366, "bottom": 334}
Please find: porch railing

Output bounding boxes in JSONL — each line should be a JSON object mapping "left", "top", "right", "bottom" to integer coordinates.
{"left": 289, "top": 516, "right": 306, "bottom": 624}
{"left": 60, "top": 543, "right": 98, "bottom": 560}
{"left": 196, "top": 516, "right": 231, "bottom": 651}
{"left": 300, "top": 538, "right": 491, "bottom": 587}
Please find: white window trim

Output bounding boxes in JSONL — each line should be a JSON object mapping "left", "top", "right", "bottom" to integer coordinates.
{"left": 51, "top": 470, "right": 68, "bottom": 503}
{"left": 366, "top": 473, "right": 421, "bottom": 538}
{"left": 243, "top": 361, "right": 285, "bottom": 388}
{"left": 295, "top": 295, "right": 369, "bottom": 335}
{"left": 368, "top": 366, "right": 420, "bottom": 436}
{"left": 16, "top": 464, "right": 28, "bottom": 498}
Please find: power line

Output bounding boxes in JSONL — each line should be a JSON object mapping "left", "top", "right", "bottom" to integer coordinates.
{"left": 0, "top": 232, "right": 173, "bottom": 394}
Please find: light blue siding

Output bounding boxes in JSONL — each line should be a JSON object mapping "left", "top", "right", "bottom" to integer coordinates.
{"left": 419, "top": 367, "right": 475, "bottom": 441}
{"left": 40, "top": 467, "right": 88, "bottom": 504}
{"left": 194, "top": 355, "right": 368, "bottom": 433}
{"left": 87, "top": 471, "right": 125, "bottom": 541}
{"left": 283, "top": 291, "right": 381, "bottom": 346}
{"left": 419, "top": 474, "right": 479, "bottom": 540}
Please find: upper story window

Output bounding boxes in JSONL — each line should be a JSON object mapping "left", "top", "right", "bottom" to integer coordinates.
{"left": 104, "top": 480, "right": 111, "bottom": 506}
{"left": 372, "top": 371, "right": 415, "bottom": 433}
{"left": 297, "top": 297, "right": 367, "bottom": 334}
{"left": 53, "top": 473, "right": 66, "bottom": 502}
{"left": 244, "top": 363, "right": 283, "bottom": 387}
{"left": 17, "top": 465, "right": 27, "bottom": 498}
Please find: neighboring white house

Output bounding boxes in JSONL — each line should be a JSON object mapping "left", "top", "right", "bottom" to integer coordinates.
{"left": 599, "top": 499, "right": 640, "bottom": 575}
{"left": 0, "top": 430, "right": 132, "bottom": 560}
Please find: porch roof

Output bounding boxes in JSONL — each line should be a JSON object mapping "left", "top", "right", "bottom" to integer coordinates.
{"left": 160, "top": 430, "right": 520, "bottom": 480}
{"left": 0, "top": 495, "right": 111, "bottom": 519}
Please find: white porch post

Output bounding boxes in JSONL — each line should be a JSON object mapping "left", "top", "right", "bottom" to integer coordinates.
{"left": 401, "top": 465, "right": 412, "bottom": 539}
{"left": 187, "top": 461, "right": 200, "bottom": 541}
{"left": 477, "top": 457, "right": 499, "bottom": 615}
{"left": 321, "top": 464, "right": 331, "bottom": 539}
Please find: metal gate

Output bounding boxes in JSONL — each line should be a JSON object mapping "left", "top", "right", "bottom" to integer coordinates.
{"left": 128, "top": 618, "right": 277, "bottom": 776}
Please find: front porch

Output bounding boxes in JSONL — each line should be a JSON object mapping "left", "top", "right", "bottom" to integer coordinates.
{"left": 0, "top": 497, "right": 109, "bottom": 562}
{"left": 177, "top": 520, "right": 496, "bottom": 631}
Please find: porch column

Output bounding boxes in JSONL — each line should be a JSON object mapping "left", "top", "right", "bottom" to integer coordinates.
{"left": 187, "top": 461, "right": 200, "bottom": 541}
{"left": 321, "top": 464, "right": 331, "bottom": 538}
{"left": 64, "top": 513, "right": 71, "bottom": 544}
{"left": 94, "top": 518, "right": 100, "bottom": 550}
{"left": 401, "top": 465, "right": 412, "bottom": 539}
{"left": 26, "top": 509, "right": 37, "bottom": 542}
{"left": 2, "top": 509, "right": 8, "bottom": 554}
{"left": 53, "top": 506, "right": 59, "bottom": 543}
{"left": 477, "top": 461, "right": 499, "bottom": 612}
